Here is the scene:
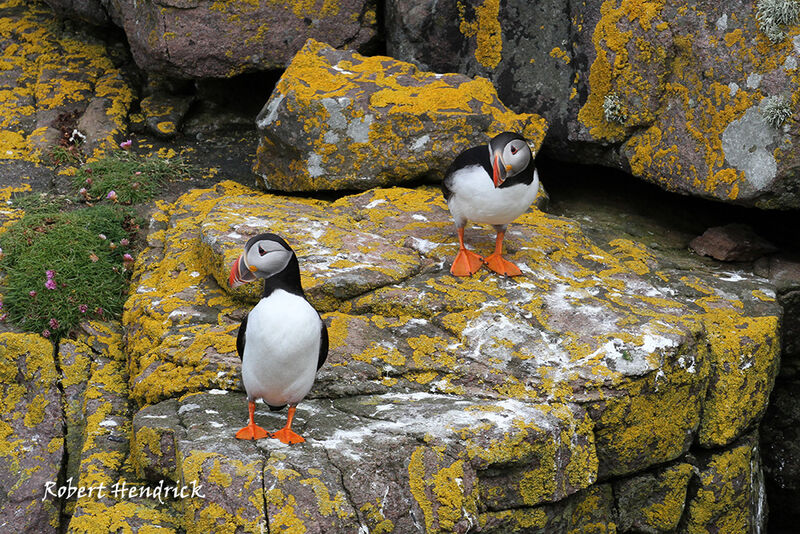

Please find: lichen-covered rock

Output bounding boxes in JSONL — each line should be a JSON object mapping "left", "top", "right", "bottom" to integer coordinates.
{"left": 131, "top": 391, "right": 597, "bottom": 534}
{"left": 614, "top": 462, "right": 694, "bottom": 533}
{"left": 139, "top": 92, "right": 194, "bottom": 139}
{"left": 57, "top": 322, "right": 182, "bottom": 533}
{"left": 682, "top": 433, "right": 767, "bottom": 533}
{"left": 122, "top": 177, "right": 783, "bottom": 532}
{"left": 387, "top": 0, "right": 800, "bottom": 208}
{"left": 0, "top": 332, "right": 62, "bottom": 533}
{"left": 755, "top": 254, "right": 800, "bottom": 530}
{"left": 254, "top": 39, "right": 547, "bottom": 191}
{"left": 478, "top": 484, "right": 618, "bottom": 534}
{"left": 0, "top": 2, "right": 134, "bottom": 163}
{"left": 47, "top": 0, "right": 379, "bottom": 78}
{"left": 385, "top": 0, "right": 574, "bottom": 143}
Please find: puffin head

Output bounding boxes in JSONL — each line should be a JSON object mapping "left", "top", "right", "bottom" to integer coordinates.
{"left": 488, "top": 132, "right": 532, "bottom": 187}
{"left": 228, "top": 233, "right": 296, "bottom": 288}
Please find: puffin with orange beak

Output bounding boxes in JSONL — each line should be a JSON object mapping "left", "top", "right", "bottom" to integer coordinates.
{"left": 229, "top": 233, "right": 328, "bottom": 444}
{"left": 442, "top": 131, "right": 538, "bottom": 277}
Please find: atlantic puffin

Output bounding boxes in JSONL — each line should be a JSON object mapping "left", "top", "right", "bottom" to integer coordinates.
{"left": 228, "top": 233, "right": 328, "bottom": 444}
{"left": 442, "top": 131, "right": 538, "bottom": 277}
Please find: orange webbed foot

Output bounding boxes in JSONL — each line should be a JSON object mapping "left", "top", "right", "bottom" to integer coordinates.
{"left": 235, "top": 423, "right": 269, "bottom": 440}
{"left": 450, "top": 248, "right": 484, "bottom": 276}
{"left": 485, "top": 253, "right": 522, "bottom": 277}
{"left": 271, "top": 427, "right": 305, "bottom": 445}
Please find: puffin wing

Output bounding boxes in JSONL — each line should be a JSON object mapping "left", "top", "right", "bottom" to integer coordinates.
{"left": 442, "top": 145, "right": 493, "bottom": 201}
{"left": 317, "top": 319, "right": 329, "bottom": 370}
{"left": 236, "top": 313, "right": 248, "bottom": 361}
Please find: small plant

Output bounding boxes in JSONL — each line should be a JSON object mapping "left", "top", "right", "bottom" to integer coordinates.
{"left": 49, "top": 146, "right": 83, "bottom": 166}
{"left": 10, "top": 192, "right": 75, "bottom": 214}
{"left": 760, "top": 95, "right": 793, "bottom": 127}
{"left": 756, "top": 0, "right": 800, "bottom": 43}
{"left": 603, "top": 93, "right": 627, "bottom": 124}
{"left": 0, "top": 205, "right": 140, "bottom": 339}
{"left": 73, "top": 150, "right": 196, "bottom": 205}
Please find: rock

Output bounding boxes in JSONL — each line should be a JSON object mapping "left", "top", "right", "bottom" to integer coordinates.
{"left": 385, "top": 0, "right": 573, "bottom": 145}
{"left": 682, "top": 433, "right": 767, "bottom": 533}
{"left": 755, "top": 254, "right": 800, "bottom": 531}
{"left": 59, "top": 322, "right": 181, "bottom": 533}
{"left": 761, "top": 384, "right": 800, "bottom": 531}
{"left": 690, "top": 223, "right": 778, "bottom": 262}
{"left": 131, "top": 391, "right": 597, "bottom": 534}
{"left": 478, "top": 484, "right": 618, "bottom": 533}
{"left": 0, "top": 333, "right": 63, "bottom": 533}
{"left": 139, "top": 92, "right": 194, "bottom": 139}
{"left": 41, "top": 0, "right": 109, "bottom": 26}
{"left": 253, "top": 39, "right": 547, "bottom": 192}
{"left": 614, "top": 462, "right": 693, "bottom": 533}
{"left": 0, "top": 2, "right": 134, "bottom": 164}
{"left": 386, "top": 0, "right": 800, "bottom": 208}
{"left": 47, "top": 0, "right": 379, "bottom": 79}
{"left": 121, "top": 178, "right": 782, "bottom": 532}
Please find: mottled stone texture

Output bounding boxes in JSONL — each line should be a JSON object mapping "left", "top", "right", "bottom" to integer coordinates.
{"left": 0, "top": 1, "right": 133, "bottom": 164}
{"left": 254, "top": 39, "right": 547, "bottom": 191}
{"left": 117, "top": 179, "right": 781, "bottom": 532}
{"left": 387, "top": 0, "right": 800, "bottom": 208}
{"left": 0, "top": 333, "right": 63, "bottom": 533}
{"left": 44, "top": 0, "right": 379, "bottom": 78}
{"left": 757, "top": 255, "right": 800, "bottom": 532}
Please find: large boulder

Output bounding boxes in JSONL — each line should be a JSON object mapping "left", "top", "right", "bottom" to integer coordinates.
{"left": 43, "top": 0, "right": 379, "bottom": 79}
{"left": 122, "top": 179, "right": 781, "bottom": 531}
{"left": 387, "top": 0, "right": 800, "bottom": 209}
{"left": 253, "top": 39, "right": 547, "bottom": 191}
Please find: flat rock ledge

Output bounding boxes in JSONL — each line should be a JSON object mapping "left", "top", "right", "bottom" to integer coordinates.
{"left": 100, "top": 179, "right": 780, "bottom": 532}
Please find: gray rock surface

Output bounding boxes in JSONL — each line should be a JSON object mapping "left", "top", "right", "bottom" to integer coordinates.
{"left": 386, "top": 0, "right": 800, "bottom": 208}
{"left": 253, "top": 39, "right": 547, "bottom": 191}
{"left": 45, "top": 0, "right": 380, "bottom": 78}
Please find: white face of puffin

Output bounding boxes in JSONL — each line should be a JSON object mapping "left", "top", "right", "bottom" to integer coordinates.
{"left": 228, "top": 237, "right": 294, "bottom": 288}
{"left": 489, "top": 133, "right": 532, "bottom": 187}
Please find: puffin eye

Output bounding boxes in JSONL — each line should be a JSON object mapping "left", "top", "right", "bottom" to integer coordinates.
{"left": 510, "top": 146, "right": 518, "bottom": 155}
{"left": 258, "top": 245, "right": 267, "bottom": 256}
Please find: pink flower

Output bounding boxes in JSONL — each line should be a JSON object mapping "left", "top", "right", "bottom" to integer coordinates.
{"left": 96, "top": 307, "right": 104, "bottom": 316}
{"left": 46, "top": 270, "right": 55, "bottom": 280}
{"left": 0, "top": 313, "right": 7, "bottom": 322}
{"left": 120, "top": 140, "right": 132, "bottom": 150}
{"left": 106, "top": 190, "right": 117, "bottom": 202}
{"left": 29, "top": 290, "right": 37, "bottom": 297}
{"left": 98, "top": 234, "right": 106, "bottom": 240}
{"left": 123, "top": 253, "right": 134, "bottom": 262}
{"left": 49, "top": 318, "right": 59, "bottom": 329}
{"left": 85, "top": 177, "right": 93, "bottom": 186}
{"left": 78, "top": 304, "right": 88, "bottom": 314}
{"left": 45, "top": 279, "right": 57, "bottom": 290}
{"left": 41, "top": 329, "right": 50, "bottom": 338}
{"left": 120, "top": 238, "right": 129, "bottom": 246}
{"left": 134, "top": 171, "right": 142, "bottom": 175}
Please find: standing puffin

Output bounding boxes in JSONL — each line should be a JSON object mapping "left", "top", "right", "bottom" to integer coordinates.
{"left": 442, "top": 131, "right": 538, "bottom": 277}
{"left": 228, "top": 233, "right": 328, "bottom": 444}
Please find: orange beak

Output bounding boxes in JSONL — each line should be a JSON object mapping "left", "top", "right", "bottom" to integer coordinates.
{"left": 492, "top": 152, "right": 507, "bottom": 188}
{"left": 229, "top": 255, "right": 256, "bottom": 288}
